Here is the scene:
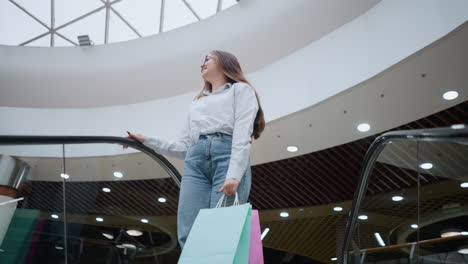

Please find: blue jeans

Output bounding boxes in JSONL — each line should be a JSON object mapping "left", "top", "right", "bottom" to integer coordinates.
{"left": 177, "top": 133, "right": 252, "bottom": 248}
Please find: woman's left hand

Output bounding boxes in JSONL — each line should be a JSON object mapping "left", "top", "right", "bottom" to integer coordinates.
{"left": 218, "top": 178, "right": 240, "bottom": 196}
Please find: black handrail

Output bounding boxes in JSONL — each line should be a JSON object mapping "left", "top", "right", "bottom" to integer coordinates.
{"left": 341, "top": 126, "right": 468, "bottom": 263}
{"left": 0, "top": 135, "right": 182, "bottom": 186}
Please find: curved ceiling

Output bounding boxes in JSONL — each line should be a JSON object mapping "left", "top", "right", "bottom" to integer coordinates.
{"left": 0, "top": 0, "right": 380, "bottom": 108}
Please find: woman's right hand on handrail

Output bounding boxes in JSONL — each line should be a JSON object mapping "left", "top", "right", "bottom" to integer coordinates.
{"left": 123, "top": 132, "right": 146, "bottom": 149}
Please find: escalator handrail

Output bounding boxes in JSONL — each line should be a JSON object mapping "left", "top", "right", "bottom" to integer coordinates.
{"left": 0, "top": 135, "right": 182, "bottom": 186}
{"left": 342, "top": 126, "right": 468, "bottom": 263}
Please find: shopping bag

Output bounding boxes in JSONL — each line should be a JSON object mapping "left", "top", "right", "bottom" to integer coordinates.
{"left": 178, "top": 193, "right": 252, "bottom": 264}
{"left": 249, "top": 210, "right": 264, "bottom": 263}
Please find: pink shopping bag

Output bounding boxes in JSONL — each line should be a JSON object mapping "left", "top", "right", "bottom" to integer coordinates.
{"left": 249, "top": 210, "right": 264, "bottom": 263}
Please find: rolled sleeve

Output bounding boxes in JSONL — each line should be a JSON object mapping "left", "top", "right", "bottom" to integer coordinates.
{"left": 225, "top": 83, "right": 259, "bottom": 181}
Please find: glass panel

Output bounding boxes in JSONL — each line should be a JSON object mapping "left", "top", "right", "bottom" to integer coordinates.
{"left": 186, "top": 0, "right": 217, "bottom": 19}
{"left": 112, "top": 0, "right": 161, "bottom": 37}
{"left": 15, "top": 0, "right": 50, "bottom": 25}
{"left": 56, "top": 5, "right": 105, "bottom": 46}
{"left": 163, "top": 0, "right": 198, "bottom": 32}
{"left": 0, "top": 144, "right": 66, "bottom": 263}
{"left": 108, "top": 11, "right": 139, "bottom": 44}
{"left": 55, "top": 0, "right": 103, "bottom": 27}
{"left": 24, "top": 34, "right": 51, "bottom": 47}
{"left": 63, "top": 143, "right": 179, "bottom": 262}
{"left": 222, "top": 0, "right": 238, "bottom": 10}
{"left": 0, "top": 1, "right": 49, "bottom": 46}
{"left": 352, "top": 140, "right": 419, "bottom": 263}
{"left": 417, "top": 140, "right": 468, "bottom": 263}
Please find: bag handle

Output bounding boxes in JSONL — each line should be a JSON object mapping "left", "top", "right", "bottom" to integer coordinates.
{"left": 215, "top": 192, "right": 239, "bottom": 208}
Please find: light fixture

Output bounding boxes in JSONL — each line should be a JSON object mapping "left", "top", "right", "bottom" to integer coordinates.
{"left": 442, "top": 91, "right": 458, "bottom": 100}
{"left": 158, "top": 197, "right": 167, "bottom": 203}
{"left": 261, "top": 228, "right": 270, "bottom": 240}
{"left": 51, "top": 214, "right": 59, "bottom": 219}
{"left": 331, "top": 257, "right": 337, "bottom": 261}
{"left": 122, "top": 243, "right": 136, "bottom": 249}
{"left": 357, "top": 123, "right": 371, "bottom": 132}
{"left": 286, "top": 146, "right": 298, "bottom": 152}
{"left": 280, "top": 212, "right": 289, "bottom": 218}
{"left": 458, "top": 245, "right": 468, "bottom": 254}
{"left": 374, "top": 232, "right": 386, "bottom": 247}
{"left": 102, "top": 187, "right": 111, "bottom": 193}
{"left": 392, "top": 195, "right": 404, "bottom": 202}
{"left": 77, "top": 35, "right": 94, "bottom": 46}
{"left": 461, "top": 231, "right": 468, "bottom": 236}
{"left": 451, "top": 124, "right": 465, "bottom": 129}
{"left": 141, "top": 219, "right": 149, "bottom": 224}
{"left": 60, "top": 173, "right": 69, "bottom": 179}
{"left": 126, "top": 230, "right": 143, "bottom": 237}
{"left": 333, "top": 206, "right": 343, "bottom": 212}
{"left": 441, "top": 228, "right": 461, "bottom": 238}
{"left": 358, "top": 215, "right": 368, "bottom": 220}
{"left": 411, "top": 224, "right": 419, "bottom": 229}
{"left": 102, "top": 233, "right": 114, "bottom": 240}
{"left": 419, "top": 163, "right": 433, "bottom": 169}
{"left": 460, "top": 182, "right": 468, "bottom": 188}
{"left": 113, "top": 171, "right": 123, "bottom": 178}
{"left": 55, "top": 245, "right": 64, "bottom": 250}
{"left": 96, "top": 217, "right": 104, "bottom": 222}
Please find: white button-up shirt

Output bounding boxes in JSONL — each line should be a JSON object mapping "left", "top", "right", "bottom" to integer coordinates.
{"left": 143, "top": 82, "right": 259, "bottom": 181}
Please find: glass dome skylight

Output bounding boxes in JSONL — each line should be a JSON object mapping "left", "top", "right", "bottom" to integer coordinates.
{"left": 0, "top": 0, "right": 238, "bottom": 47}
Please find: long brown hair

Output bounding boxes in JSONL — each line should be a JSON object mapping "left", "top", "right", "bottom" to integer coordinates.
{"left": 195, "top": 50, "right": 265, "bottom": 140}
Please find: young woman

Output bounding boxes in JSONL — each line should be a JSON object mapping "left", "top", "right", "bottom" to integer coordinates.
{"left": 126, "top": 50, "right": 265, "bottom": 248}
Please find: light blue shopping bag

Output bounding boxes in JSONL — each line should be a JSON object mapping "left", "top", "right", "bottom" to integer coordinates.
{"left": 178, "top": 194, "right": 252, "bottom": 264}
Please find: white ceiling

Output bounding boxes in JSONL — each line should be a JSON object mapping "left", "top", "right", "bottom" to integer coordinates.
{"left": 0, "top": 0, "right": 380, "bottom": 108}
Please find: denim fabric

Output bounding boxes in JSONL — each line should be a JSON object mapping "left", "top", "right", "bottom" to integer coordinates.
{"left": 177, "top": 134, "right": 252, "bottom": 248}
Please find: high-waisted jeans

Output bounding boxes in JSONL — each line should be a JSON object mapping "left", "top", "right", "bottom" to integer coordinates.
{"left": 177, "top": 133, "right": 252, "bottom": 248}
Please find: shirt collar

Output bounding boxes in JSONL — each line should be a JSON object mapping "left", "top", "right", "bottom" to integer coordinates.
{"left": 202, "top": 83, "right": 232, "bottom": 96}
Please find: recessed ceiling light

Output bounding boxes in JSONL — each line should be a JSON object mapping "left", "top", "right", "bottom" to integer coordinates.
{"left": 126, "top": 230, "right": 143, "bottom": 236}
{"left": 141, "top": 219, "right": 149, "bottom": 224}
{"left": 419, "top": 163, "right": 433, "bottom": 169}
{"left": 358, "top": 215, "right": 368, "bottom": 220}
{"left": 280, "top": 212, "right": 289, "bottom": 218}
{"left": 333, "top": 206, "right": 343, "bottom": 212}
{"left": 158, "top": 197, "right": 167, "bottom": 203}
{"left": 116, "top": 245, "right": 124, "bottom": 249}
{"left": 411, "top": 224, "right": 419, "bottom": 229}
{"left": 102, "top": 233, "right": 114, "bottom": 240}
{"left": 331, "top": 257, "right": 337, "bottom": 261}
{"left": 102, "top": 187, "right": 111, "bottom": 193}
{"left": 460, "top": 182, "right": 468, "bottom": 188}
{"left": 461, "top": 231, "right": 468, "bottom": 236}
{"left": 51, "top": 214, "right": 59, "bottom": 219}
{"left": 441, "top": 228, "right": 461, "bottom": 238}
{"left": 442, "top": 91, "right": 458, "bottom": 100}
{"left": 458, "top": 245, "right": 468, "bottom": 254}
{"left": 374, "top": 232, "right": 385, "bottom": 246}
{"left": 261, "top": 228, "right": 270, "bottom": 240}
{"left": 392, "top": 196, "right": 404, "bottom": 202}
{"left": 96, "top": 217, "right": 104, "bottom": 222}
{"left": 286, "top": 146, "right": 298, "bottom": 152}
{"left": 60, "top": 173, "right": 69, "bottom": 179}
{"left": 55, "top": 245, "right": 64, "bottom": 250}
{"left": 357, "top": 123, "right": 371, "bottom": 132}
{"left": 113, "top": 171, "right": 123, "bottom": 178}
{"left": 122, "top": 243, "right": 136, "bottom": 249}
{"left": 451, "top": 124, "right": 465, "bottom": 129}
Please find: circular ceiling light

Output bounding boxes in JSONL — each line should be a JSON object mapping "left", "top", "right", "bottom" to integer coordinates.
{"left": 392, "top": 196, "right": 404, "bottom": 202}
{"left": 411, "top": 224, "right": 418, "bottom": 229}
{"left": 451, "top": 124, "right": 465, "bottom": 129}
{"left": 158, "top": 197, "right": 167, "bottom": 203}
{"left": 60, "top": 173, "right": 70, "bottom": 179}
{"left": 102, "top": 187, "right": 111, "bottom": 193}
{"left": 141, "top": 219, "right": 149, "bottom": 224}
{"left": 442, "top": 91, "right": 458, "bottom": 100}
{"left": 51, "top": 214, "right": 59, "bottom": 219}
{"left": 333, "top": 206, "right": 343, "bottom": 212}
{"left": 113, "top": 171, "right": 123, "bottom": 178}
{"left": 460, "top": 182, "right": 468, "bottom": 188}
{"left": 280, "top": 212, "right": 289, "bottom": 218}
{"left": 358, "top": 215, "right": 368, "bottom": 220}
{"left": 331, "top": 257, "right": 337, "bottom": 261}
{"left": 357, "top": 123, "right": 371, "bottom": 132}
{"left": 102, "top": 233, "right": 114, "bottom": 240}
{"left": 126, "top": 230, "right": 143, "bottom": 237}
{"left": 419, "top": 163, "right": 433, "bottom": 170}
{"left": 96, "top": 217, "right": 104, "bottom": 222}
{"left": 122, "top": 243, "right": 136, "bottom": 249}
{"left": 441, "top": 228, "right": 461, "bottom": 238}
{"left": 286, "top": 146, "right": 298, "bottom": 152}
{"left": 458, "top": 245, "right": 468, "bottom": 254}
